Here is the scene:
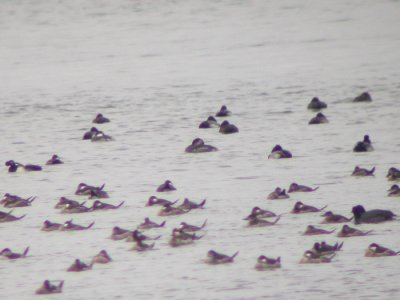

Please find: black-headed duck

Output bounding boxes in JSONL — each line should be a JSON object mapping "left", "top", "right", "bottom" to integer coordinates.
{"left": 336, "top": 224, "right": 372, "bottom": 238}
{"left": 247, "top": 215, "right": 281, "bottom": 227}
{"left": 219, "top": 120, "right": 239, "bottom": 134}
{"left": 352, "top": 166, "right": 375, "bottom": 176}
{"left": 308, "top": 112, "right": 329, "bottom": 124}
{"left": 83, "top": 127, "right": 99, "bottom": 140}
{"left": 185, "top": 138, "right": 218, "bottom": 153}
{"left": 169, "top": 228, "right": 203, "bottom": 247}
{"left": 205, "top": 250, "right": 239, "bottom": 264}
{"left": 353, "top": 135, "right": 373, "bottom": 152}
{"left": 303, "top": 225, "right": 335, "bottom": 236}
{"left": 365, "top": 243, "right": 399, "bottom": 257}
{"left": 2, "top": 196, "right": 35, "bottom": 208}
{"left": 0, "top": 211, "right": 26, "bottom": 223}
{"left": 0, "top": 247, "right": 29, "bottom": 259}
{"left": 307, "top": 97, "right": 327, "bottom": 110}
{"left": 321, "top": 211, "right": 353, "bottom": 224}
{"left": 146, "top": 196, "right": 178, "bottom": 207}
{"left": 92, "top": 250, "right": 112, "bottom": 264}
{"left": 388, "top": 184, "right": 400, "bottom": 197}
{"left": 41, "top": 220, "right": 64, "bottom": 231}
{"left": 199, "top": 116, "right": 219, "bottom": 128}
{"left": 156, "top": 180, "right": 176, "bottom": 192}
{"left": 132, "top": 239, "right": 155, "bottom": 252}
{"left": 292, "top": 201, "right": 327, "bottom": 214}
{"left": 178, "top": 198, "right": 206, "bottom": 210}
{"left": 215, "top": 105, "right": 231, "bottom": 117}
{"left": 387, "top": 167, "right": 400, "bottom": 181}
{"left": 179, "top": 220, "right": 207, "bottom": 232}
{"left": 35, "top": 280, "right": 64, "bottom": 295}
{"left": 255, "top": 256, "right": 281, "bottom": 270}
{"left": 126, "top": 230, "right": 161, "bottom": 242}
{"left": 110, "top": 226, "right": 132, "bottom": 240}
{"left": 353, "top": 92, "right": 372, "bottom": 102}
{"left": 67, "top": 259, "right": 93, "bottom": 272}
{"left": 352, "top": 205, "right": 395, "bottom": 224}
{"left": 312, "top": 242, "right": 343, "bottom": 255}
{"left": 5, "top": 160, "right": 42, "bottom": 172}
{"left": 288, "top": 183, "right": 319, "bottom": 193}
{"left": 54, "top": 197, "right": 85, "bottom": 209}
{"left": 92, "top": 200, "right": 124, "bottom": 210}
{"left": 268, "top": 145, "right": 292, "bottom": 159}
{"left": 267, "top": 187, "right": 289, "bottom": 200}
{"left": 93, "top": 113, "right": 110, "bottom": 124}
{"left": 299, "top": 251, "right": 336, "bottom": 264}
{"left": 46, "top": 154, "right": 63, "bottom": 165}
{"left": 137, "top": 217, "right": 166, "bottom": 230}
{"left": 61, "top": 220, "right": 94, "bottom": 231}
{"left": 75, "top": 183, "right": 106, "bottom": 196}
{"left": 61, "top": 203, "right": 91, "bottom": 214}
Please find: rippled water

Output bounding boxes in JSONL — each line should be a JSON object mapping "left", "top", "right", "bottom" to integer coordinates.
{"left": 1, "top": 0, "right": 400, "bottom": 299}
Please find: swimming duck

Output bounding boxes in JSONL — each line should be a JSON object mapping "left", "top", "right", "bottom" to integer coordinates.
{"left": 199, "top": 116, "right": 220, "bottom": 128}
{"left": 267, "top": 188, "right": 289, "bottom": 200}
{"left": 132, "top": 239, "right": 155, "bottom": 251}
{"left": 185, "top": 138, "right": 218, "bottom": 153}
{"left": 321, "top": 211, "right": 353, "bottom": 223}
{"left": 215, "top": 105, "right": 231, "bottom": 117}
{"left": 169, "top": 228, "right": 203, "bottom": 247}
{"left": 0, "top": 211, "right": 26, "bottom": 223}
{"left": 156, "top": 180, "right": 176, "bottom": 192}
{"left": 365, "top": 243, "right": 399, "bottom": 257}
{"left": 351, "top": 205, "right": 396, "bottom": 224}
{"left": 268, "top": 145, "right": 292, "bottom": 159}
{"left": 247, "top": 215, "right": 281, "bottom": 227}
{"left": 54, "top": 197, "right": 86, "bottom": 209}
{"left": 5, "top": 160, "right": 42, "bottom": 172}
{"left": 2, "top": 196, "right": 35, "bottom": 208}
{"left": 300, "top": 251, "right": 336, "bottom": 264}
{"left": 353, "top": 135, "right": 373, "bottom": 152}
{"left": 308, "top": 112, "right": 329, "bottom": 124}
{"left": 0, "top": 247, "right": 29, "bottom": 259}
{"left": 61, "top": 220, "right": 94, "bottom": 231}
{"left": 178, "top": 198, "right": 206, "bottom": 210}
{"left": 146, "top": 196, "right": 178, "bottom": 207}
{"left": 219, "top": 120, "right": 239, "bottom": 134}
{"left": 255, "top": 256, "right": 281, "bottom": 270}
{"left": 67, "top": 259, "right": 93, "bottom": 272}
{"left": 288, "top": 183, "right": 319, "bottom": 193}
{"left": 292, "top": 201, "right": 327, "bottom": 214}
{"left": 2, "top": 194, "right": 35, "bottom": 204}
{"left": 91, "top": 200, "right": 124, "bottom": 210}
{"left": 244, "top": 207, "right": 276, "bottom": 220}
{"left": 88, "top": 189, "right": 109, "bottom": 199}
{"left": 91, "top": 131, "right": 112, "bottom": 142}
{"left": 61, "top": 203, "right": 91, "bottom": 214}
{"left": 158, "top": 204, "right": 190, "bottom": 216}
{"left": 388, "top": 184, "right": 400, "bottom": 197}
{"left": 307, "top": 97, "right": 328, "bottom": 110}
{"left": 36, "top": 280, "right": 64, "bottom": 295}
{"left": 92, "top": 250, "right": 112, "bottom": 264}
{"left": 387, "top": 167, "right": 400, "bottom": 181}
{"left": 336, "top": 225, "right": 372, "bottom": 238}
{"left": 205, "top": 250, "right": 239, "bottom": 264}
{"left": 303, "top": 225, "right": 335, "bottom": 236}
{"left": 352, "top": 166, "right": 375, "bottom": 176}
{"left": 110, "top": 226, "right": 132, "bottom": 240}
{"left": 137, "top": 218, "right": 166, "bottom": 230}
{"left": 179, "top": 220, "right": 207, "bottom": 232}
{"left": 75, "top": 183, "right": 106, "bottom": 196}
{"left": 312, "top": 242, "right": 343, "bottom": 255}
{"left": 93, "top": 113, "right": 110, "bottom": 124}
{"left": 41, "top": 220, "right": 65, "bottom": 231}
{"left": 83, "top": 127, "right": 99, "bottom": 140}
{"left": 126, "top": 230, "right": 161, "bottom": 242}
{"left": 353, "top": 92, "right": 372, "bottom": 102}
{"left": 46, "top": 154, "right": 63, "bottom": 165}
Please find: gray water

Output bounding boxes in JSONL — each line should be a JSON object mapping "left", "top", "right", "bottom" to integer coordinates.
{"left": 1, "top": 0, "right": 400, "bottom": 299}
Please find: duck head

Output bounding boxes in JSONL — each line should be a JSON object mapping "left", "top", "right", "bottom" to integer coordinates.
{"left": 363, "top": 135, "right": 371, "bottom": 144}
{"left": 351, "top": 205, "right": 366, "bottom": 219}
{"left": 207, "top": 116, "right": 217, "bottom": 122}
{"left": 192, "top": 138, "right": 205, "bottom": 146}
{"left": 221, "top": 120, "right": 230, "bottom": 127}
{"left": 272, "top": 145, "right": 283, "bottom": 152}
{"left": 322, "top": 211, "right": 333, "bottom": 217}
